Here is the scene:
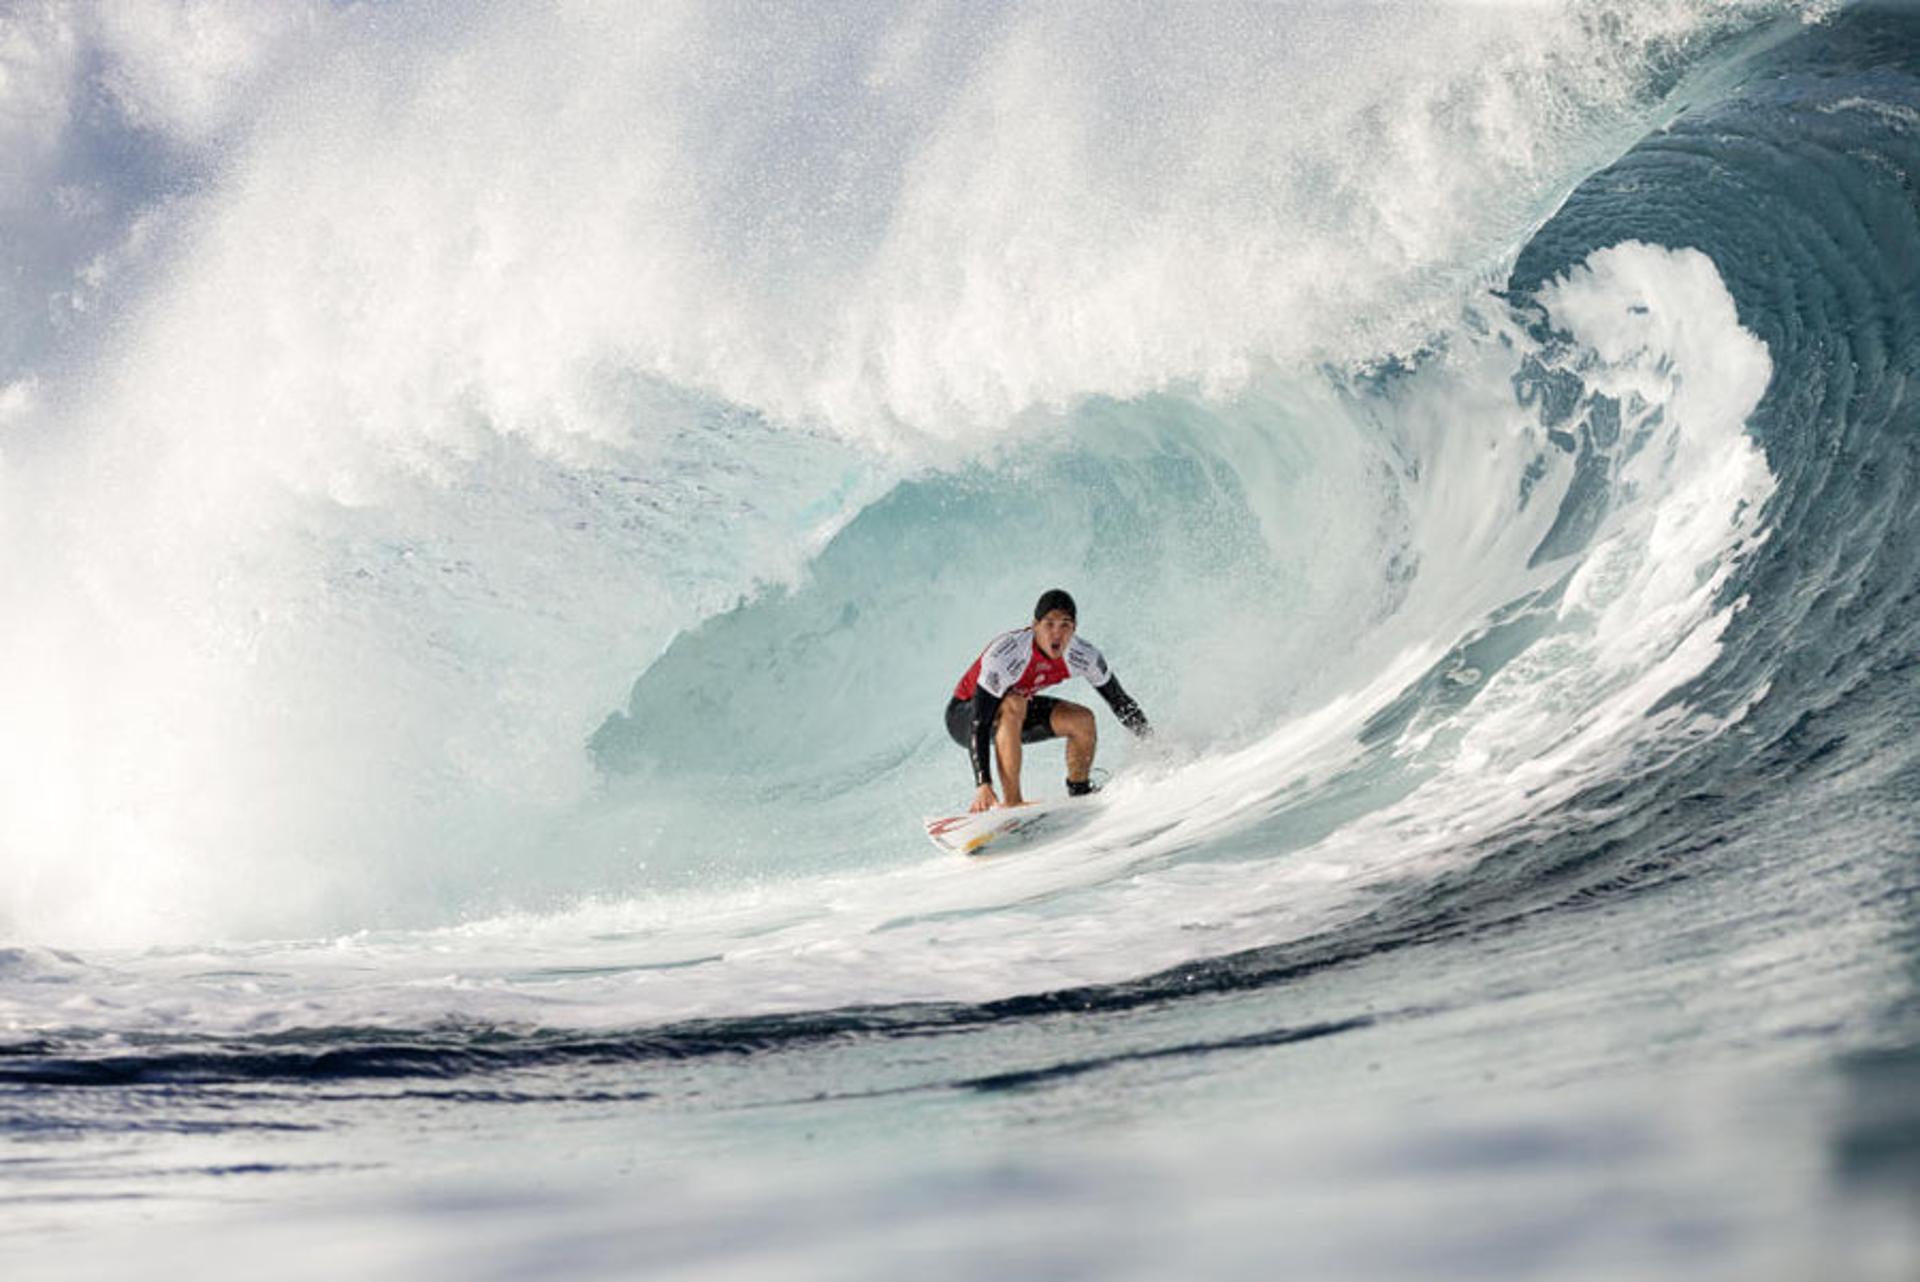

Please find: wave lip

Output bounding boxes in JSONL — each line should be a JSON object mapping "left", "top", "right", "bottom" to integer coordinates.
{"left": 1509, "top": 4, "right": 1920, "bottom": 806}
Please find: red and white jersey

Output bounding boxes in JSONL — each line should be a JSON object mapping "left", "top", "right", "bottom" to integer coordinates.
{"left": 953, "top": 627, "right": 1112, "bottom": 701}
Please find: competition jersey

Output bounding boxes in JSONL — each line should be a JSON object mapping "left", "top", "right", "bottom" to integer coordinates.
{"left": 952, "top": 627, "right": 1112, "bottom": 701}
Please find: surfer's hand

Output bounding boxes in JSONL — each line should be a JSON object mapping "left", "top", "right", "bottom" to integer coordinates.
{"left": 970, "top": 785, "right": 998, "bottom": 813}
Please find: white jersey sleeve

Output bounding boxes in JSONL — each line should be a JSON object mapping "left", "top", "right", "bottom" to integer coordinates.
{"left": 976, "top": 628, "right": 1036, "bottom": 698}
{"left": 1065, "top": 635, "right": 1113, "bottom": 687}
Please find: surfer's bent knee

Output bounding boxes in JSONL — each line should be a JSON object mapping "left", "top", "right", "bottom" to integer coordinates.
{"left": 1054, "top": 701, "right": 1095, "bottom": 739}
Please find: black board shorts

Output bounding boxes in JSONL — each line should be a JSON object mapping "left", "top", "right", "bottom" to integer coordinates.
{"left": 945, "top": 694, "right": 1062, "bottom": 749}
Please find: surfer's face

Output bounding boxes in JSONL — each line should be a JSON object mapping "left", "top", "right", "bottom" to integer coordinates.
{"left": 1034, "top": 609, "right": 1076, "bottom": 658}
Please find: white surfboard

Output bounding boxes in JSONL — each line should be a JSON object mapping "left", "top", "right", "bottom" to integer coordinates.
{"left": 923, "top": 797, "right": 1090, "bottom": 856}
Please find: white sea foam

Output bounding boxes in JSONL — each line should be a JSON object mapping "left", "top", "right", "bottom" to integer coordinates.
{"left": 0, "top": 238, "right": 1778, "bottom": 1037}
{"left": 0, "top": 2, "right": 1804, "bottom": 953}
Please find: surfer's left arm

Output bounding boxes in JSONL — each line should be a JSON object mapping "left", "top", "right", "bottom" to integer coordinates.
{"left": 1095, "top": 673, "right": 1151, "bottom": 737}
{"left": 1067, "top": 635, "right": 1151, "bottom": 737}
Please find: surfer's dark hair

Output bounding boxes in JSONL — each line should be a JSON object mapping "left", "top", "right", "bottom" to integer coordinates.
{"left": 1033, "top": 588, "right": 1077, "bottom": 622}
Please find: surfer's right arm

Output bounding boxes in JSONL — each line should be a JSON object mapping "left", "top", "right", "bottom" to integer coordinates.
{"left": 969, "top": 686, "right": 1003, "bottom": 811}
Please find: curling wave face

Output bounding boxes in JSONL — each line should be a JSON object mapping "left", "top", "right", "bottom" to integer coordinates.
{"left": 0, "top": 0, "right": 1910, "bottom": 1045}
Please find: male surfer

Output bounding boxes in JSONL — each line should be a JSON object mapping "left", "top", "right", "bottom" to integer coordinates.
{"left": 946, "top": 589, "right": 1151, "bottom": 813}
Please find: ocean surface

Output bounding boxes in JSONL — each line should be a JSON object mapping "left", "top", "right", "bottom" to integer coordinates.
{"left": 3, "top": 2, "right": 1919, "bottom": 1278}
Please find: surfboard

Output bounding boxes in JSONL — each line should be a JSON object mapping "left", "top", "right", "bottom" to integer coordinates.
{"left": 923, "top": 797, "right": 1087, "bottom": 856}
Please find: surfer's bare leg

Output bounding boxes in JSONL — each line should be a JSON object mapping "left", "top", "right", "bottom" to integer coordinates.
{"left": 995, "top": 693, "right": 1028, "bottom": 806}
{"left": 1053, "top": 700, "right": 1097, "bottom": 784}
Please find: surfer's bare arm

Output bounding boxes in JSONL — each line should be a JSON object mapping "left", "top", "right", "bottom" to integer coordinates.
{"left": 1096, "top": 673, "right": 1151, "bottom": 737}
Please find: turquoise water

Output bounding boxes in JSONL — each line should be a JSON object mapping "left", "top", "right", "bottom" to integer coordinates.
{"left": 3, "top": 3, "right": 1918, "bottom": 1278}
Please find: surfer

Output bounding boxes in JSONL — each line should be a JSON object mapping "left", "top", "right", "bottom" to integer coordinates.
{"left": 946, "top": 589, "right": 1151, "bottom": 813}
